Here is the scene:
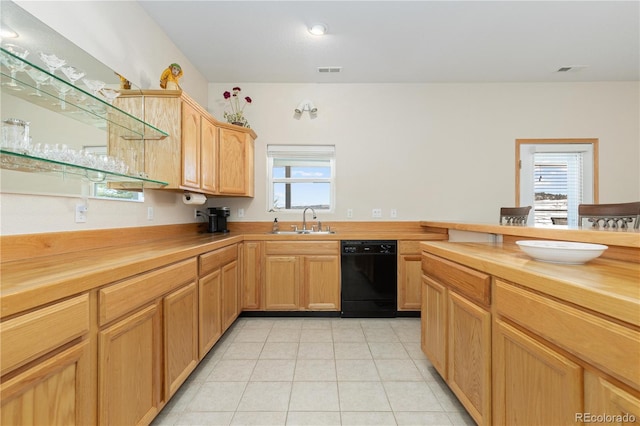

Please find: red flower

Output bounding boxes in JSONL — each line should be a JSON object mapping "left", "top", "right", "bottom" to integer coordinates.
{"left": 245, "top": 96, "right": 252, "bottom": 103}
{"left": 232, "top": 86, "right": 241, "bottom": 92}
{"left": 223, "top": 91, "right": 231, "bottom": 99}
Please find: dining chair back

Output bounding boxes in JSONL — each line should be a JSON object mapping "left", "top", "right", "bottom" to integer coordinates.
{"left": 499, "top": 206, "right": 532, "bottom": 225}
{"left": 578, "top": 202, "right": 640, "bottom": 229}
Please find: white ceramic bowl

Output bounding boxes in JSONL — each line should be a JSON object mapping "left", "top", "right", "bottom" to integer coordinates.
{"left": 515, "top": 240, "right": 608, "bottom": 264}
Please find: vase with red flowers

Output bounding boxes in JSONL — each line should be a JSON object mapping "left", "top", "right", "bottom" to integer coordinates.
{"left": 223, "top": 87, "right": 252, "bottom": 127}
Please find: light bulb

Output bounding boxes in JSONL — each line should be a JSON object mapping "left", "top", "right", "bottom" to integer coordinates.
{"left": 308, "top": 24, "right": 327, "bottom": 36}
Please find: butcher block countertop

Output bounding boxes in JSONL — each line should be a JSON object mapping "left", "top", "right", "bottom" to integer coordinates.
{"left": 420, "top": 241, "right": 640, "bottom": 328}
{"left": 0, "top": 221, "right": 446, "bottom": 319}
{"left": 421, "top": 220, "right": 640, "bottom": 248}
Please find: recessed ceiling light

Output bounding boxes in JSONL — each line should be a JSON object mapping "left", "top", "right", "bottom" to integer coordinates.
{"left": 308, "top": 23, "right": 327, "bottom": 36}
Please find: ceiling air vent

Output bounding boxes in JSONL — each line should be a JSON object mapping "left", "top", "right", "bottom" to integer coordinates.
{"left": 317, "top": 66, "right": 342, "bottom": 73}
{"left": 556, "top": 65, "right": 587, "bottom": 73}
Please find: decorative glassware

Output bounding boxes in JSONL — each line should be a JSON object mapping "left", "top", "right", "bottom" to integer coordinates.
{"left": 60, "top": 65, "right": 85, "bottom": 85}
{"left": 38, "top": 51, "right": 66, "bottom": 75}
{"left": 1, "top": 44, "right": 29, "bottom": 88}
{"left": 25, "top": 66, "right": 50, "bottom": 96}
{"left": 82, "top": 78, "right": 105, "bottom": 96}
{"left": 100, "top": 87, "right": 120, "bottom": 104}
{"left": 50, "top": 78, "right": 72, "bottom": 109}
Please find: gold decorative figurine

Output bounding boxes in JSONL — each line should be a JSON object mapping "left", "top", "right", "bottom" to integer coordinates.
{"left": 160, "top": 63, "right": 183, "bottom": 90}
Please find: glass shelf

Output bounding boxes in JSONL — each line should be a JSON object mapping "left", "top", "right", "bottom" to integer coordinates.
{"left": 1, "top": 149, "right": 168, "bottom": 189}
{"left": 1, "top": 48, "right": 168, "bottom": 140}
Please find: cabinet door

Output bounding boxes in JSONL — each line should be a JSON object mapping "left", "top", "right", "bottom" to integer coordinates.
{"left": 243, "top": 241, "right": 262, "bottom": 310}
{"left": 584, "top": 371, "right": 640, "bottom": 424}
{"left": 421, "top": 275, "right": 447, "bottom": 378}
{"left": 200, "top": 118, "right": 218, "bottom": 193}
{"left": 221, "top": 260, "right": 239, "bottom": 330}
{"left": 398, "top": 253, "right": 422, "bottom": 310}
{"left": 181, "top": 101, "right": 201, "bottom": 189}
{"left": 303, "top": 255, "right": 340, "bottom": 311}
{"left": 98, "top": 304, "right": 162, "bottom": 426}
{"left": 218, "top": 128, "right": 249, "bottom": 195}
{"left": 265, "top": 256, "right": 300, "bottom": 310}
{"left": 1, "top": 341, "right": 91, "bottom": 426}
{"left": 448, "top": 291, "right": 491, "bottom": 425}
{"left": 164, "top": 282, "right": 199, "bottom": 397}
{"left": 493, "top": 319, "right": 582, "bottom": 426}
{"left": 199, "top": 269, "right": 222, "bottom": 358}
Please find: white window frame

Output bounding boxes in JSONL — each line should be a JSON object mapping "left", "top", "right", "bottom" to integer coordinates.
{"left": 516, "top": 139, "right": 598, "bottom": 226}
{"left": 266, "top": 144, "right": 336, "bottom": 213}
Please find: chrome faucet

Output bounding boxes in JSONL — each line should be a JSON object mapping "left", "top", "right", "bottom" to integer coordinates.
{"left": 302, "top": 207, "right": 317, "bottom": 231}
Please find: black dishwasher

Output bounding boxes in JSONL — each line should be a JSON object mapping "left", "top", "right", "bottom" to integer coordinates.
{"left": 341, "top": 240, "right": 397, "bottom": 318}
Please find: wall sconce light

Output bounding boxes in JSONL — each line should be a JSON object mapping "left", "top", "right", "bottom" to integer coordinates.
{"left": 294, "top": 100, "right": 318, "bottom": 115}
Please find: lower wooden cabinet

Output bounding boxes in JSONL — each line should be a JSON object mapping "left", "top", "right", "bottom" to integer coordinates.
{"left": 303, "top": 255, "right": 340, "bottom": 311}
{"left": 164, "top": 282, "right": 198, "bottom": 397}
{"left": 421, "top": 275, "right": 447, "bottom": 378}
{"left": 264, "top": 241, "right": 340, "bottom": 311}
{"left": 584, "top": 371, "right": 640, "bottom": 424}
{"left": 97, "top": 258, "right": 197, "bottom": 425}
{"left": 493, "top": 319, "right": 583, "bottom": 425}
{"left": 242, "top": 241, "right": 263, "bottom": 310}
{"left": 199, "top": 244, "right": 240, "bottom": 357}
{"left": 0, "top": 294, "right": 93, "bottom": 426}
{"left": 221, "top": 259, "right": 240, "bottom": 330}
{"left": 448, "top": 291, "right": 491, "bottom": 423}
{"left": 421, "top": 252, "right": 491, "bottom": 425}
{"left": 99, "top": 303, "right": 162, "bottom": 426}
{"left": 199, "top": 267, "right": 222, "bottom": 358}
{"left": 398, "top": 240, "right": 422, "bottom": 310}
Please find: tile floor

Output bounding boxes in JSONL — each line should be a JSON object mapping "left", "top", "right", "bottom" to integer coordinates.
{"left": 152, "top": 317, "right": 475, "bottom": 426}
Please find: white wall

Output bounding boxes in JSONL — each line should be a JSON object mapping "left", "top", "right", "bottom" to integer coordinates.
{"left": 209, "top": 82, "right": 640, "bottom": 223}
{"left": 1, "top": 2, "right": 638, "bottom": 236}
{"left": 1, "top": 1, "right": 209, "bottom": 236}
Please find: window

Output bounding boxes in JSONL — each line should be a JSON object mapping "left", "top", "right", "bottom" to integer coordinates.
{"left": 84, "top": 146, "right": 144, "bottom": 202}
{"left": 267, "top": 145, "right": 335, "bottom": 212}
{"left": 517, "top": 139, "right": 598, "bottom": 226}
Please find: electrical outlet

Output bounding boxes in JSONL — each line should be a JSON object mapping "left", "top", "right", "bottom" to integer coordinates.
{"left": 347, "top": 209, "right": 353, "bottom": 218}
{"left": 147, "top": 207, "right": 154, "bottom": 220}
{"left": 237, "top": 208, "right": 245, "bottom": 218}
{"left": 75, "top": 204, "right": 87, "bottom": 223}
{"left": 390, "top": 209, "right": 397, "bottom": 218}
{"left": 194, "top": 209, "right": 199, "bottom": 219}
{"left": 372, "top": 208, "right": 382, "bottom": 218}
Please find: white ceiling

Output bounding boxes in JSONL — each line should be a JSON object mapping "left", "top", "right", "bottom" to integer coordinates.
{"left": 139, "top": 1, "right": 639, "bottom": 84}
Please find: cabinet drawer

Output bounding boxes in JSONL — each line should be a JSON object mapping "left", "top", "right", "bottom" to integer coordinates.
{"left": 199, "top": 245, "right": 237, "bottom": 276}
{"left": 1, "top": 294, "right": 90, "bottom": 375}
{"left": 496, "top": 279, "right": 640, "bottom": 391}
{"left": 422, "top": 253, "right": 490, "bottom": 306}
{"left": 399, "top": 241, "right": 421, "bottom": 254}
{"left": 99, "top": 258, "right": 197, "bottom": 326}
{"left": 265, "top": 241, "right": 339, "bottom": 256}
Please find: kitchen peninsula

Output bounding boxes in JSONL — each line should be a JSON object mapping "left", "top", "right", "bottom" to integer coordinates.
{"left": 419, "top": 221, "right": 639, "bottom": 425}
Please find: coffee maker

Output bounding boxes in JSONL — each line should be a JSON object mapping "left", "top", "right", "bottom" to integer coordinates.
{"left": 207, "top": 207, "right": 230, "bottom": 233}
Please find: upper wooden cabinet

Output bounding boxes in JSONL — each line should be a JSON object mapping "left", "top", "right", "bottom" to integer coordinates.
{"left": 110, "top": 90, "right": 256, "bottom": 196}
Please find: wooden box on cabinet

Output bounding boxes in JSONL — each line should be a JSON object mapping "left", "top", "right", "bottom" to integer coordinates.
{"left": 110, "top": 90, "right": 256, "bottom": 196}
{"left": 264, "top": 241, "right": 340, "bottom": 311}
{"left": 0, "top": 295, "right": 93, "bottom": 426}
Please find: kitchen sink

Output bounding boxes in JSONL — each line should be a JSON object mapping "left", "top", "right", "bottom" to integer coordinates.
{"left": 270, "top": 230, "right": 336, "bottom": 235}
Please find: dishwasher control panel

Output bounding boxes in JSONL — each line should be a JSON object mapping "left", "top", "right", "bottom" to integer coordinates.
{"left": 341, "top": 240, "right": 397, "bottom": 254}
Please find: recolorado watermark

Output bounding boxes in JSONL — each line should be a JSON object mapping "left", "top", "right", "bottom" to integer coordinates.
{"left": 576, "top": 413, "right": 636, "bottom": 423}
